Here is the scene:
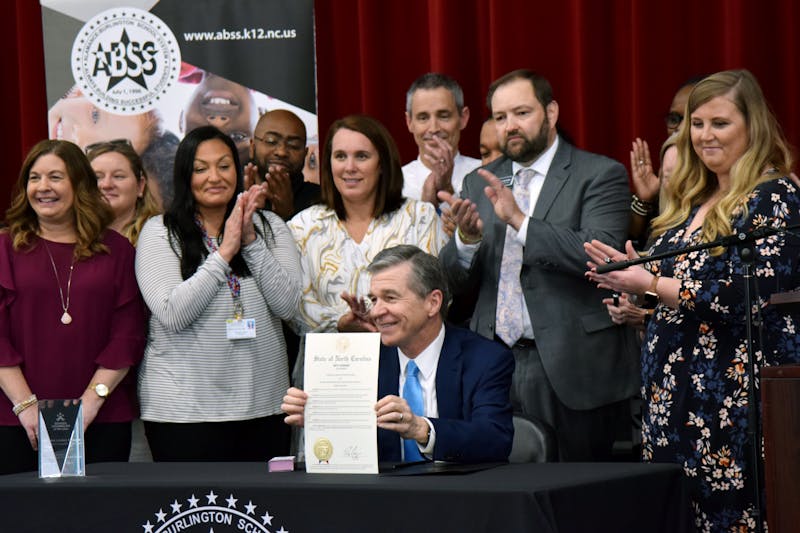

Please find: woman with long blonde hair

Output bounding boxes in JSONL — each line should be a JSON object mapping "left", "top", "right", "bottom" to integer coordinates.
{"left": 585, "top": 69, "right": 800, "bottom": 532}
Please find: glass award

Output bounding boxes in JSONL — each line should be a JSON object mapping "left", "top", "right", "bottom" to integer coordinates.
{"left": 38, "top": 399, "right": 85, "bottom": 478}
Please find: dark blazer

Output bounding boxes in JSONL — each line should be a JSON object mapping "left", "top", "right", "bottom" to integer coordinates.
{"left": 376, "top": 325, "right": 514, "bottom": 463}
{"left": 440, "top": 139, "right": 640, "bottom": 410}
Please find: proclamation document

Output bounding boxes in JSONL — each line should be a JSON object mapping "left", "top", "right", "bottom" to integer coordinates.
{"left": 304, "top": 332, "right": 381, "bottom": 473}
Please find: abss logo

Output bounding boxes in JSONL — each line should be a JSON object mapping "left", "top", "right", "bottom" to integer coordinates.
{"left": 72, "top": 7, "right": 180, "bottom": 115}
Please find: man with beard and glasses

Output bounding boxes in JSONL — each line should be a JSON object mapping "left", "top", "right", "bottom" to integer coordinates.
{"left": 246, "top": 109, "right": 320, "bottom": 221}
{"left": 438, "top": 69, "right": 639, "bottom": 462}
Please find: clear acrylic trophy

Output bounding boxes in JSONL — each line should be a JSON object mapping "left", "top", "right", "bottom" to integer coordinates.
{"left": 38, "top": 399, "right": 85, "bottom": 478}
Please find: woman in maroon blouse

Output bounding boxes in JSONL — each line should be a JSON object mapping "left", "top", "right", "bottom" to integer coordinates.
{"left": 0, "top": 140, "right": 146, "bottom": 474}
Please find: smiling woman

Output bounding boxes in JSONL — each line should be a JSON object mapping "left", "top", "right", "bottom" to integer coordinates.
{"left": 135, "top": 126, "right": 302, "bottom": 463}
{"left": 0, "top": 139, "right": 146, "bottom": 474}
{"left": 87, "top": 141, "right": 160, "bottom": 246}
{"left": 287, "top": 115, "right": 448, "bottom": 386}
{"left": 584, "top": 70, "right": 800, "bottom": 532}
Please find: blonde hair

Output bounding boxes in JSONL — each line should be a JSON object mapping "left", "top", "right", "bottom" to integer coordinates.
{"left": 651, "top": 69, "right": 793, "bottom": 254}
{"left": 5, "top": 140, "right": 112, "bottom": 260}
{"left": 87, "top": 141, "right": 160, "bottom": 246}
{"left": 656, "top": 133, "right": 679, "bottom": 211}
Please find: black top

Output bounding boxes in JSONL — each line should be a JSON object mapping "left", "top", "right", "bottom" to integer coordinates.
{"left": 266, "top": 171, "right": 320, "bottom": 220}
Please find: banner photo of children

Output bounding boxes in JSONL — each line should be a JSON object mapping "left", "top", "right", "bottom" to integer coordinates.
{"left": 41, "top": 0, "right": 317, "bottom": 208}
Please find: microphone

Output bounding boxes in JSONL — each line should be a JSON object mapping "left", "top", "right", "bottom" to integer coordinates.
{"left": 596, "top": 221, "right": 797, "bottom": 274}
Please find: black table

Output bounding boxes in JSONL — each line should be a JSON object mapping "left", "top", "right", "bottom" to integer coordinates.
{"left": 0, "top": 461, "right": 689, "bottom": 532}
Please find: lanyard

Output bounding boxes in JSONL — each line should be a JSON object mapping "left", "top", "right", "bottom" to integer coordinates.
{"left": 195, "top": 216, "right": 244, "bottom": 319}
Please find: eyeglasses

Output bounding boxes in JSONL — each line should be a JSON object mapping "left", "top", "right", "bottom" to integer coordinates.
{"left": 254, "top": 134, "right": 305, "bottom": 152}
{"left": 665, "top": 112, "right": 683, "bottom": 130}
{"left": 85, "top": 138, "right": 132, "bottom": 154}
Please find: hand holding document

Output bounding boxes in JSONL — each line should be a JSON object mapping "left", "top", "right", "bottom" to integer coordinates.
{"left": 304, "top": 332, "right": 381, "bottom": 473}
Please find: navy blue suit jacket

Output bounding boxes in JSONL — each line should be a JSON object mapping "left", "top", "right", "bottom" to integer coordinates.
{"left": 376, "top": 325, "right": 514, "bottom": 463}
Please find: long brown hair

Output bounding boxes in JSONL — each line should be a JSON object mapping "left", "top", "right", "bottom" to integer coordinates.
{"left": 4, "top": 140, "right": 112, "bottom": 259}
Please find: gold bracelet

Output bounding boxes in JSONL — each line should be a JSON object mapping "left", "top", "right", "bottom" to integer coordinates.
{"left": 648, "top": 274, "right": 661, "bottom": 295}
{"left": 457, "top": 226, "right": 482, "bottom": 245}
{"left": 12, "top": 394, "right": 38, "bottom": 416}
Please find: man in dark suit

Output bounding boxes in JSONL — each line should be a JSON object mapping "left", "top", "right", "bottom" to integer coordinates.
{"left": 439, "top": 69, "right": 639, "bottom": 461}
{"left": 282, "top": 245, "right": 514, "bottom": 463}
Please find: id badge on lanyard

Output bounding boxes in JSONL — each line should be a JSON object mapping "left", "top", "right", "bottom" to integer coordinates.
{"left": 225, "top": 292, "right": 255, "bottom": 339}
{"left": 195, "top": 216, "right": 257, "bottom": 340}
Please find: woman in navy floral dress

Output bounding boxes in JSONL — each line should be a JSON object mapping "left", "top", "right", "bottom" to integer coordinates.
{"left": 585, "top": 70, "right": 800, "bottom": 532}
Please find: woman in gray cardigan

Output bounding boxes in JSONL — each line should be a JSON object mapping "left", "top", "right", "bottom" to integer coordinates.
{"left": 135, "top": 126, "right": 301, "bottom": 461}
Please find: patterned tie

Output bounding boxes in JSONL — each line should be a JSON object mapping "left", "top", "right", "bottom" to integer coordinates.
{"left": 495, "top": 168, "right": 535, "bottom": 347}
{"left": 402, "top": 360, "right": 424, "bottom": 462}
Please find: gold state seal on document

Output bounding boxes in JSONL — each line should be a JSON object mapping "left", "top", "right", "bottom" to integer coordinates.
{"left": 313, "top": 437, "right": 333, "bottom": 463}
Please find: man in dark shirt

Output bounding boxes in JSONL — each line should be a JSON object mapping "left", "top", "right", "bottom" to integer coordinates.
{"left": 247, "top": 109, "right": 320, "bottom": 220}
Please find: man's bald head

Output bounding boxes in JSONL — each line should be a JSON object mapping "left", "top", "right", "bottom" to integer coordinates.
{"left": 250, "top": 109, "right": 308, "bottom": 176}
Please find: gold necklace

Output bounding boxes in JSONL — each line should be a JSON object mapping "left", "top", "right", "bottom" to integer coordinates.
{"left": 42, "top": 240, "right": 76, "bottom": 325}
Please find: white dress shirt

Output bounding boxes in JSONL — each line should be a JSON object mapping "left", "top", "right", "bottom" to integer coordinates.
{"left": 454, "top": 138, "right": 560, "bottom": 340}
{"left": 402, "top": 152, "right": 481, "bottom": 201}
{"left": 398, "top": 324, "right": 445, "bottom": 457}
{"left": 512, "top": 137, "right": 559, "bottom": 242}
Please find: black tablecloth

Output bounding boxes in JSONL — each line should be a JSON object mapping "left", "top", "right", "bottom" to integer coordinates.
{"left": 0, "top": 461, "right": 690, "bottom": 532}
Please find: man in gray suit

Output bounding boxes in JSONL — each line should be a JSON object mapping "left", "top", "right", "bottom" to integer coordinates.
{"left": 439, "top": 69, "right": 639, "bottom": 461}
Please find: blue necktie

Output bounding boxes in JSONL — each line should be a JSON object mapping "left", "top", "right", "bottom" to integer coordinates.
{"left": 402, "top": 361, "right": 424, "bottom": 462}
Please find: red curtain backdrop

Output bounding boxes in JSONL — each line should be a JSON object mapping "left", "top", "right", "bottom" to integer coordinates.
{"left": 3, "top": 0, "right": 798, "bottom": 207}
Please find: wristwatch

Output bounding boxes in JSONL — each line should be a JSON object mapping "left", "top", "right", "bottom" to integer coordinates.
{"left": 90, "top": 383, "right": 110, "bottom": 399}
{"left": 641, "top": 275, "right": 660, "bottom": 310}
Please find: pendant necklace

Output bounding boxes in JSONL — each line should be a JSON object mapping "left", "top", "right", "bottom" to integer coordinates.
{"left": 42, "top": 240, "right": 76, "bottom": 325}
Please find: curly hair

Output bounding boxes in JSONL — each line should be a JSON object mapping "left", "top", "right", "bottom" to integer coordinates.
{"left": 4, "top": 140, "right": 112, "bottom": 260}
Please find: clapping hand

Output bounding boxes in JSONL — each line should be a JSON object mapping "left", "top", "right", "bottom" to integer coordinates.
{"left": 219, "top": 194, "right": 245, "bottom": 263}
{"left": 439, "top": 206, "right": 456, "bottom": 238}
{"left": 630, "top": 138, "right": 660, "bottom": 203}
{"left": 264, "top": 164, "right": 295, "bottom": 220}
{"left": 241, "top": 187, "right": 268, "bottom": 245}
{"left": 437, "top": 190, "right": 483, "bottom": 243}
{"left": 479, "top": 168, "right": 525, "bottom": 231}
{"left": 337, "top": 292, "right": 378, "bottom": 332}
{"left": 243, "top": 163, "right": 268, "bottom": 210}
{"left": 420, "top": 137, "right": 455, "bottom": 206}
{"left": 584, "top": 239, "right": 651, "bottom": 295}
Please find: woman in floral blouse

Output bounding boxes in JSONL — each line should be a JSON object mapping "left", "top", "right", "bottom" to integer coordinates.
{"left": 585, "top": 70, "right": 800, "bottom": 532}
{"left": 288, "top": 115, "right": 447, "bottom": 341}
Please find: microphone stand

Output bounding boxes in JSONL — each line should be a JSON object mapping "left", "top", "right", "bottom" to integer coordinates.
{"left": 596, "top": 222, "right": 800, "bottom": 533}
